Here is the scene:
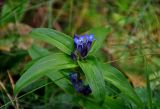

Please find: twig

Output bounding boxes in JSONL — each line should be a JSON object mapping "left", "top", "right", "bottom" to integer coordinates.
{"left": 7, "top": 71, "right": 20, "bottom": 109}
{"left": 0, "top": 81, "right": 15, "bottom": 107}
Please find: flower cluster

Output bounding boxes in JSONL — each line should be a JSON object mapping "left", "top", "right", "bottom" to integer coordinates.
{"left": 71, "top": 34, "right": 95, "bottom": 60}
{"left": 69, "top": 73, "right": 92, "bottom": 95}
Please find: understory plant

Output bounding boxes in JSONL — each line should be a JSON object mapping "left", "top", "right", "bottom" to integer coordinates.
{"left": 14, "top": 27, "right": 144, "bottom": 109}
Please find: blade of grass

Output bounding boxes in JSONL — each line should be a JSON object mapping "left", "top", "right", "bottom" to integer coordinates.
{"left": 145, "top": 60, "right": 153, "bottom": 109}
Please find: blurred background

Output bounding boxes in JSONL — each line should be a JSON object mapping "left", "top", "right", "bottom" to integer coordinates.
{"left": 0, "top": 0, "right": 160, "bottom": 109}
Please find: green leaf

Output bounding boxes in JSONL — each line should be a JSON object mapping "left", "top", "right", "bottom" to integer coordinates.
{"left": 101, "top": 63, "right": 143, "bottom": 107}
{"left": 83, "top": 100, "right": 103, "bottom": 109}
{"left": 87, "top": 27, "right": 111, "bottom": 54}
{"left": 46, "top": 71, "right": 73, "bottom": 93}
{"left": 104, "top": 96, "right": 129, "bottom": 109}
{"left": 83, "top": 95, "right": 128, "bottom": 109}
{"left": 28, "top": 44, "right": 50, "bottom": 59}
{"left": 28, "top": 45, "right": 73, "bottom": 93}
{"left": 30, "top": 28, "right": 74, "bottom": 55}
{"left": 14, "top": 53, "right": 77, "bottom": 94}
{"left": 78, "top": 58, "right": 106, "bottom": 101}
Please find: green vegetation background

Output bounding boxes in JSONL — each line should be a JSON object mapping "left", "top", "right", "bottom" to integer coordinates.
{"left": 0, "top": 0, "right": 160, "bottom": 109}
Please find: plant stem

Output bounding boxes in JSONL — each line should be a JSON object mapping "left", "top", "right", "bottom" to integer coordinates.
{"left": 145, "top": 63, "right": 152, "bottom": 109}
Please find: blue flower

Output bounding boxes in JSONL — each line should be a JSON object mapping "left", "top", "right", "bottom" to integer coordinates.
{"left": 69, "top": 73, "right": 81, "bottom": 83}
{"left": 70, "top": 52, "right": 77, "bottom": 61}
{"left": 69, "top": 73, "right": 92, "bottom": 96}
{"left": 81, "top": 85, "right": 92, "bottom": 95}
{"left": 72, "top": 34, "right": 95, "bottom": 59}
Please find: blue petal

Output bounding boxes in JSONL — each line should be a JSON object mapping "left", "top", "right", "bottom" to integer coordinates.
{"left": 74, "top": 83, "right": 84, "bottom": 92}
{"left": 86, "top": 41, "right": 92, "bottom": 51}
{"left": 69, "top": 73, "right": 79, "bottom": 83}
{"left": 80, "top": 46, "right": 88, "bottom": 57}
{"left": 74, "top": 34, "right": 79, "bottom": 45}
{"left": 87, "top": 34, "right": 95, "bottom": 41}
{"left": 69, "top": 73, "right": 92, "bottom": 95}
{"left": 73, "top": 34, "right": 95, "bottom": 58}
{"left": 71, "top": 52, "right": 77, "bottom": 61}
{"left": 79, "top": 36, "right": 85, "bottom": 44}
{"left": 77, "top": 44, "right": 83, "bottom": 53}
{"left": 81, "top": 85, "right": 92, "bottom": 95}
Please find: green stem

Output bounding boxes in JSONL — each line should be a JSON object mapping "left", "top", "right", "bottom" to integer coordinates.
{"left": 145, "top": 64, "right": 152, "bottom": 109}
{"left": 68, "top": 0, "right": 73, "bottom": 33}
{"left": 48, "top": 0, "right": 54, "bottom": 28}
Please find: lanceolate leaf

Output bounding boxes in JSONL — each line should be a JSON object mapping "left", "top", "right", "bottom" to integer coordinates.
{"left": 28, "top": 44, "right": 50, "bottom": 59}
{"left": 78, "top": 58, "right": 106, "bottom": 101}
{"left": 79, "top": 56, "right": 142, "bottom": 107}
{"left": 46, "top": 71, "right": 73, "bottom": 93}
{"left": 101, "top": 63, "right": 143, "bottom": 107}
{"left": 30, "top": 28, "right": 74, "bottom": 55}
{"left": 87, "top": 27, "right": 111, "bottom": 54}
{"left": 14, "top": 53, "right": 77, "bottom": 94}
{"left": 83, "top": 95, "right": 129, "bottom": 109}
{"left": 28, "top": 45, "right": 73, "bottom": 93}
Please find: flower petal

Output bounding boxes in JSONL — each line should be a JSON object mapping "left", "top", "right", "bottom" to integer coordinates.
{"left": 71, "top": 52, "right": 77, "bottom": 61}
{"left": 72, "top": 34, "right": 95, "bottom": 59}
{"left": 69, "top": 73, "right": 79, "bottom": 83}
{"left": 74, "top": 34, "right": 79, "bottom": 47}
{"left": 81, "top": 85, "right": 92, "bottom": 95}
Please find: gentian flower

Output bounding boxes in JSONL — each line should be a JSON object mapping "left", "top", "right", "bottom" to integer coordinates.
{"left": 69, "top": 73, "right": 81, "bottom": 84}
{"left": 69, "top": 73, "right": 92, "bottom": 96}
{"left": 71, "top": 34, "right": 95, "bottom": 60}
{"left": 81, "top": 85, "right": 92, "bottom": 95}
